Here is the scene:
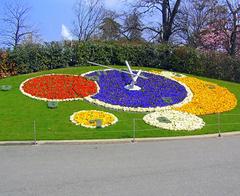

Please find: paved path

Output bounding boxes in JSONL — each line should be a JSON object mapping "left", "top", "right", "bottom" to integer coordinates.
{"left": 1, "top": 136, "right": 240, "bottom": 196}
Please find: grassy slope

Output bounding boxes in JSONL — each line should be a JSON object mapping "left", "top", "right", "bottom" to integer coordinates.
{"left": 0, "top": 66, "right": 239, "bottom": 141}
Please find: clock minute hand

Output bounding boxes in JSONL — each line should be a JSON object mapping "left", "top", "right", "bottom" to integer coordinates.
{"left": 125, "top": 61, "right": 134, "bottom": 81}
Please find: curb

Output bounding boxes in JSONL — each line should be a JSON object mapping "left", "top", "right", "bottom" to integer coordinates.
{"left": 0, "top": 131, "right": 240, "bottom": 146}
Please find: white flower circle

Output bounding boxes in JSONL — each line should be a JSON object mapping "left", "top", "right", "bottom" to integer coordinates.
{"left": 143, "top": 110, "right": 205, "bottom": 131}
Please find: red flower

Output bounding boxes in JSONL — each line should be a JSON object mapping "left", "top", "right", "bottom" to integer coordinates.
{"left": 22, "top": 74, "right": 98, "bottom": 100}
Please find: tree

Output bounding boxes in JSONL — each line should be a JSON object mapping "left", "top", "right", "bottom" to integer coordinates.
{"left": 176, "top": 0, "right": 225, "bottom": 47}
{"left": 199, "top": 21, "right": 230, "bottom": 52}
{"left": 99, "top": 11, "right": 121, "bottom": 40}
{"left": 134, "top": 0, "right": 182, "bottom": 43}
{"left": 73, "top": 0, "right": 105, "bottom": 41}
{"left": 123, "top": 11, "right": 143, "bottom": 41}
{"left": 1, "top": 0, "right": 37, "bottom": 48}
{"left": 199, "top": 0, "right": 240, "bottom": 56}
{"left": 225, "top": 0, "right": 240, "bottom": 56}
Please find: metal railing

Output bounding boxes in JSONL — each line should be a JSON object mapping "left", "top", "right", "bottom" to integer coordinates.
{"left": 0, "top": 113, "right": 240, "bottom": 144}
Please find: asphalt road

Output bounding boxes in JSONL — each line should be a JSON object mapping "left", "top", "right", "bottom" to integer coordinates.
{"left": 1, "top": 136, "right": 240, "bottom": 196}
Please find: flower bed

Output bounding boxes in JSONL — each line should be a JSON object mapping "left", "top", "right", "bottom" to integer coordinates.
{"left": 173, "top": 77, "right": 237, "bottom": 115}
{"left": 150, "top": 70, "right": 186, "bottom": 78}
{"left": 19, "top": 69, "right": 238, "bottom": 132}
{"left": 20, "top": 74, "right": 99, "bottom": 101}
{"left": 82, "top": 70, "right": 193, "bottom": 112}
{"left": 70, "top": 110, "right": 118, "bottom": 128}
{"left": 143, "top": 110, "right": 205, "bottom": 131}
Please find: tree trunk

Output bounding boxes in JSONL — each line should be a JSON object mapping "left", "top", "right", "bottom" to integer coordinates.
{"left": 162, "top": 0, "right": 181, "bottom": 43}
{"left": 229, "top": 13, "right": 237, "bottom": 56}
{"left": 162, "top": 0, "right": 169, "bottom": 42}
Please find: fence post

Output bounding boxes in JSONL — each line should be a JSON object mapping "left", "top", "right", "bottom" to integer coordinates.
{"left": 218, "top": 113, "right": 221, "bottom": 137}
{"left": 33, "top": 120, "right": 37, "bottom": 145}
{"left": 132, "top": 119, "right": 136, "bottom": 143}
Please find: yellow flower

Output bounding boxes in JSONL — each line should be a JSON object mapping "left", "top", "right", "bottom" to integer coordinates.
{"left": 149, "top": 70, "right": 162, "bottom": 75}
{"left": 70, "top": 110, "right": 118, "bottom": 128}
{"left": 174, "top": 77, "right": 237, "bottom": 115}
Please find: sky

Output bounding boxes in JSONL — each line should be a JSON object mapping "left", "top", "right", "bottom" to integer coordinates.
{"left": 0, "top": 0, "right": 132, "bottom": 42}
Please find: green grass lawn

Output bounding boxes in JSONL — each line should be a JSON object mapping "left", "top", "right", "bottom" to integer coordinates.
{"left": 0, "top": 66, "right": 239, "bottom": 141}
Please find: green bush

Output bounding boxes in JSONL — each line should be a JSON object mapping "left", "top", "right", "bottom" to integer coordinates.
{"left": 199, "top": 52, "right": 240, "bottom": 82}
{"left": 11, "top": 42, "right": 76, "bottom": 74}
{"left": 11, "top": 43, "right": 47, "bottom": 73}
{"left": 0, "top": 50, "right": 16, "bottom": 78}
{"left": 2, "top": 40, "right": 240, "bottom": 83}
{"left": 169, "top": 46, "right": 203, "bottom": 74}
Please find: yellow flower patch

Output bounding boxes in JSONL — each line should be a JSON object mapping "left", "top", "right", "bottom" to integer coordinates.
{"left": 149, "top": 70, "right": 186, "bottom": 78}
{"left": 70, "top": 110, "right": 118, "bottom": 128}
{"left": 149, "top": 70, "right": 162, "bottom": 75}
{"left": 174, "top": 77, "right": 237, "bottom": 115}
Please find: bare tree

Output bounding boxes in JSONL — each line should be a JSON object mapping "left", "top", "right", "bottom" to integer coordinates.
{"left": 73, "top": 0, "right": 105, "bottom": 41}
{"left": 225, "top": 0, "right": 240, "bottom": 56}
{"left": 1, "top": 0, "right": 37, "bottom": 48}
{"left": 134, "top": 0, "right": 182, "bottom": 43}
{"left": 176, "top": 0, "right": 225, "bottom": 46}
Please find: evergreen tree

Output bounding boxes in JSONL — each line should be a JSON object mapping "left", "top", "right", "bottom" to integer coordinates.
{"left": 100, "top": 12, "right": 121, "bottom": 40}
{"left": 124, "top": 11, "right": 143, "bottom": 41}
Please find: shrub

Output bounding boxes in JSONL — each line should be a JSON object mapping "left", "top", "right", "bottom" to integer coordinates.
{"left": 0, "top": 51, "right": 16, "bottom": 78}
{"left": 1, "top": 40, "right": 240, "bottom": 83}
{"left": 11, "top": 43, "right": 46, "bottom": 73}
{"left": 200, "top": 52, "right": 240, "bottom": 82}
{"left": 11, "top": 42, "right": 76, "bottom": 74}
{"left": 170, "top": 46, "right": 203, "bottom": 74}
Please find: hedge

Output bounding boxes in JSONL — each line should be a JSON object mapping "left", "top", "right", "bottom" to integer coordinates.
{"left": 1, "top": 41, "right": 240, "bottom": 82}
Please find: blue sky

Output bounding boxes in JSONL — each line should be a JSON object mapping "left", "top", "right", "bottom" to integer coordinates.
{"left": 0, "top": 0, "right": 130, "bottom": 42}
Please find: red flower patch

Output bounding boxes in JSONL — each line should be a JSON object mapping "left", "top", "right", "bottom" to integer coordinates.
{"left": 20, "top": 74, "right": 98, "bottom": 101}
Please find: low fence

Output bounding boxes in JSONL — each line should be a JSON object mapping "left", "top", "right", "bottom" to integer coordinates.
{"left": 0, "top": 113, "right": 240, "bottom": 143}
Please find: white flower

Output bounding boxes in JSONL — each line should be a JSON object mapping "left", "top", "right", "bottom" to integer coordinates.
{"left": 143, "top": 110, "right": 205, "bottom": 131}
{"left": 159, "top": 71, "right": 187, "bottom": 79}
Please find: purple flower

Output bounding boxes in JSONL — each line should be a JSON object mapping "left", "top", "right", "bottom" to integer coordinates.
{"left": 86, "top": 70, "right": 187, "bottom": 108}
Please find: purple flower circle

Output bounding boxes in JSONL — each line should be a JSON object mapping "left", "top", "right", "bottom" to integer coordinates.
{"left": 85, "top": 70, "right": 188, "bottom": 108}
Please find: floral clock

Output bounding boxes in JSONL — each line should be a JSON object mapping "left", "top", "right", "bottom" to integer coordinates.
{"left": 19, "top": 69, "right": 237, "bottom": 131}
{"left": 82, "top": 70, "right": 193, "bottom": 112}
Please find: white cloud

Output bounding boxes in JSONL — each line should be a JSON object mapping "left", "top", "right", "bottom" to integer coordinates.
{"left": 61, "top": 24, "right": 73, "bottom": 41}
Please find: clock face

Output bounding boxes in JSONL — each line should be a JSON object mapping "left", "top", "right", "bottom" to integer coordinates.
{"left": 83, "top": 70, "right": 189, "bottom": 111}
